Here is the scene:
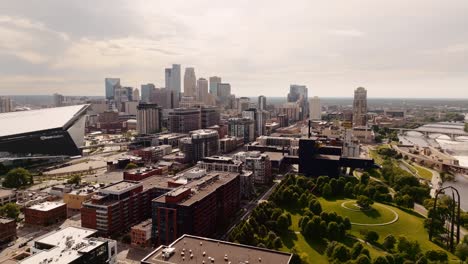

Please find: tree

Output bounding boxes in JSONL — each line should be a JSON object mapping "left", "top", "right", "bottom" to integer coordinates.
{"left": 322, "top": 183, "right": 332, "bottom": 198}
{"left": 67, "top": 174, "right": 81, "bottom": 185}
{"left": 356, "top": 255, "right": 372, "bottom": 264}
{"left": 273, "top": 237, "right": 283, "bottom": 249}
{"left": 277, "top": 214, "right": 290, "bottom": 232}
{"left": 425, "top": 250, "right": 448, "bottom": 262}
{"left": 125, "top": 163, "right": 138, "bottom": 170}
{"left": 373, "top": 256, "right": 389, "bottom": 264}
{"left": 382, "top": 234, "right": 396, "bottom": 251}
{"left": 0, "top": 203, "right": 21, "bottom": 220}
{"left": 343, "top": 217, "right": 352, "bottom": 230}
{"left": 397, "top": 237, "right": 421, "bottom": 260}
{"left": 456, "top": 243, "right": 468, "bottom": 262}
{"left": 308, "top": 199, "right": 322, "bottom": 215}
{"left": 332, "top": 244, "right": 350, "bottom": 262}
{"left": 351, "top": 242, "right": 364, "bottom": 259}
{"left": 360, "top": 173, "right": 370, "bottom": 185}
{"left": 2, "top": 167, "right": 33, "bottom": 188}
{"left": 327, "top": 221, "right": 340, "bottom": 241}
{"left": 364, "top": 231, "right": 379, "bottom": 244}
{"left": 356, "top": 195, "right": 374, "bottom": 210}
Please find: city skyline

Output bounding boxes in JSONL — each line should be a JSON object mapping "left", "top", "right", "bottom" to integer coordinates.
{"left": 1, "top": 1, "right": 468, "bottom": 98}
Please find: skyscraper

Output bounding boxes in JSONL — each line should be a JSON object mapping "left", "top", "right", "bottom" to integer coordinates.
{"left": 137, "top": 103, "right": 162, "bottom": 135}
{"left": 168, "top": 108, "right": 201, "bottom": 133}
{"left": 309, "top": 96, "right": 321, "bottom": 120}
{"left": 287, "top": 84, "right": 309, "bottom": 120}
{"left": 353, "top": 87, "right": 368, "bottom": 127}
{"left": 141, "top": 84, "right": 155, "bottom": 103}
{"left": 184, "top": 67, "right": 197, "bottom": 97}
{"left": 0, "top": 96, "right": 12, "bottom": 113}
{"left": 228, "top": 118, "right": 255, "bottom": 143}
{"left": 105, "top": 78, "right": 120, "bottom": 100}
{"left": 197, "top": 78, "right": 209, "bottom": 103}
{"left": 258, "top": 95, "right": 267, "bottom": 110}
{"left": 133, "top": 88, "right": 140, "bottom": 101}
{"left": 238, "top": 97, "right": 250, "bottom": 113}
{"left": 165, "top": 68, "right": 172, "bottom": 89}
{"left": 170, "top": 64, "right": 181, "bottom": 98}
{"left": 209, "top": 76, "right": 222, "bottom": 96}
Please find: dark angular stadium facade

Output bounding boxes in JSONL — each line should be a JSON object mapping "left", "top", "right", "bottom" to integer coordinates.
{"left": 0, "top": 105, "right": 89, "bottom": 156}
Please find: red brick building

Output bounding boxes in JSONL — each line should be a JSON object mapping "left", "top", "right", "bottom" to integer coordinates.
{"left": 152, "top": 171, "right": 240, "bottom": 245}
{"left": 24, "top": 202, "right": 67, "bottom": 226}
{"left": 123, "top": 166, "right": 167, "bottom": 181}
{"left": 81, "top": 176, "right": 173, "bottom": 237}
{"left": 130, "top": 219, "right": 152, "bottom": 247}
{"left": 0, "top": 217, "right": 16, "bottom": 243}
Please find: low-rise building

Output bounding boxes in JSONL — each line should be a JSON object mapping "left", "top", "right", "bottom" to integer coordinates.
{"left": 131, "top": 219, "right": 152, "bottom": 247}
{"left": 0, "top": 188, "right": 18, "bottom": 206}
{"left": 63, "top": 187, "right": 97, "bottom": 212}
{"left": 124, "top": 166, "right": 168, "bottom": 181}
{"left": 134, "top": 145, "right": 172, "bottom": 162}
{"left": 20, "top": 226, "right": 117, "bottom": 264}
{"left": 24, "top": 201, "right": 67, "bottom": 226}
{"left": 219, "top": 136, "right": 244, "bottom": 153}
{"left": 0, "top": 217, "right": 16, "bottom": 243}
{"left": 141, "top": 234, "right": 292, "bottom": 264}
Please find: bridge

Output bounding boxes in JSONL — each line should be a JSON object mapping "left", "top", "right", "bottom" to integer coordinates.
{"left": 391, "top": 123, "right": 468, "bottom": 141}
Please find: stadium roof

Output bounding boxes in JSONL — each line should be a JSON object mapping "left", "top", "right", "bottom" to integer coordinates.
{"left": 0, "top": 104, "right": 89, "bottom": 138}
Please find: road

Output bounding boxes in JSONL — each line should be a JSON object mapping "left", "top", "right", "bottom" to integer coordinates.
{"left": 220, "top": 180, "right": 280, "bottom": 240}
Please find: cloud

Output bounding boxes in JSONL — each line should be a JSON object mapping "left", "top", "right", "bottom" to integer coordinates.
{"left": 329, "top": 29, "right": 365, "bottom": 37}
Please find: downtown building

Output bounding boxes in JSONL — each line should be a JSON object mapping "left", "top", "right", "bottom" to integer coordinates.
{"left": 0, "top": 96, "right": 13, "bottom": 113}
{"left": 287, "top": 84, "right": 309, "bottom": 120}
{"left": 81, "top": 176, "right": 174, "bottom": 237}
{"left": 227, "top": 117, "right": 255, "bottom": 143}
{"left": 180, "top": 129, "right": 219, "bottom": 162}
{"left": 353, "top": 87, "right": 368, "bottom": 127}
{"left": 243, "top": 108, "right": 268, "bottom": 137}
{"left": 105, "top": 78, "right": 120, "bottom": 100}
{"left": 168, "top": 108, "right": 201, "bottom": 133}
{"left": 151, "top": 171, "right": 240, "bottom": 245}
{"left": 209, "top": 76, "right": 221, "bottom": 95}
{"left": 309, "top": 96, "right": 322, "bottom": 120}
{"left": 137, "top": 103, "right": 163, "bottom": 135}
{"left": 233, "top": 151, "right": 272, "bottom": 185}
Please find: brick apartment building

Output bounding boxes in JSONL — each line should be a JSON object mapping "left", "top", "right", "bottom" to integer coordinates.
{"left": 0, "top": 217, "right": 16, "bottom": 243}
{"left": 24, "top": 201, "right": 67, "bottom": 226}
{"left": 151, "top": 171, "right": 240, "bottom": 245}
{"left": 81, "top": 176, "right": 173, "bottom": 237}
{"left": 123, "top": 165, "right": 168, "bottom": 181}
{"left": 131, "top": 219, "right": 152, "bottom": 247}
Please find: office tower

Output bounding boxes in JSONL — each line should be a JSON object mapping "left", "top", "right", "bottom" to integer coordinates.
{"left": 200, "top": 106, "right": 221, "bottom": 128}
{"left": 353, "top": 87, "right": 368, "bottom": 127}
{"left": 168, "top": 108, "right": 201, "bottom": 133}
{"left": 150, "top": 88, "right": 178, "bottom": 109}
{"left": 184, "top": 67, "right": 197, "bottom": 97}
{"left": 287, "top": 84, "right": 309, "bottom": 120}
{"left": 258, "top": 95, "right": 267, "bottom": 110}
{"left": 277, "top": 114, "right": 288, "bottom": 127}
{"left": 105, "top": 78, "right": 120, "bottom": 100}
{"left": 53, "top": 93, "right": 64, "bottom": 107}
{"left": 165, "top": 68, "right": 172, "bottom": 90}
{"left": 243, "top": 108, "right": 267, "bottom": 137}
{"left": 125, "top": 87, "right": 133, "bottom": 101}
{"left": 133, "top": 88, "right": 140, "bottom": 101}
{"left": 309, "top": 96, "right": 321, "bottom": 120}
{"left": 180, "top": 129, "right": 220, "bottom": 162}
{"left": 217, "top": 83, "right": 231, "bottom": 105}
{"left": 114, "top": 86, "right": 131, "bottom": 112}
{"left": 228, "top": 117, "right": 255, "bottom": 143}
{"left": 0, "top": 97, "right": 12, "bottom": 113}
{"left": 276, "top": 103, "right": 300, "bottom": 122}
{"left": 137, "top": 103, "right": 162, "bottom": 135}
{"left": 170, "top": 64, "right": 181, "bottom": 98}
{"left": 209, "top": 76, "right": 222, "bottom": 95}
{"left": 238, "top": 97, "right": 250, "bottom": 113}
{"left": 141, "top": 83, "right": 155, "bottom": 103}
{"left": 197, "top": 78, "right": 209, "bottom": 103}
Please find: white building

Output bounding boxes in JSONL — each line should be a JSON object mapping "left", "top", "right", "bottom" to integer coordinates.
{"left": 137, "top": 104, "right": 162, "bottom": 135}
{"left": 197, "top": 78, "right": 209, "bottom": 104}
{"left": 233, "top": 151, "right": 272, "bottom": 185}
{"left": 184, "top": 67, "right": 197, "bottom": 97}
{"left": 309, "top": 96, "right": 321, "bottom": 120}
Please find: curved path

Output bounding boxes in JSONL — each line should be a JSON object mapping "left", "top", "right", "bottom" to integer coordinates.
{"left": 340, "top": 201, "right": 399, "bottom": 226}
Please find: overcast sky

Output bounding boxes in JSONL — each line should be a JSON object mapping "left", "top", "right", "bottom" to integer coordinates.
{"left": 1, "top": 0, "right": 468, "bottom": 98}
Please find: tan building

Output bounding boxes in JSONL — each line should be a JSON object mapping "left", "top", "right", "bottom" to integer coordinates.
{"left": 131, "top": 219, "right": 152, "bottom": 247}
{"left": 63, "top": 188, "right": 96, "bottom": 212}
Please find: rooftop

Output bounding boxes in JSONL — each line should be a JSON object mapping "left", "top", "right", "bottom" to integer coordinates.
{"left": 154, "top": 172, "right": 239, "bottom": 207}
{"left": 20, "top": 227, "right": 110, "bottom": 264}
{"left": 100, "top": 181, "right": 142, "bottom": 195}
{"left": 0, "top": 217, "right": 15, "bottom": 224}
{"left": 141, "top": 234, "right": 292, "bottom": 264}
{"left": 140, "top": 175, "right": 174, "bottom": 191}
{"left": 28, "top": 201, "right": 65, "bottom": 211}
{"left": 0, "top": 188, "right": 15, "bottom": 197}
{"left": 0, "top": 104, "right": 89, "bottom": 138}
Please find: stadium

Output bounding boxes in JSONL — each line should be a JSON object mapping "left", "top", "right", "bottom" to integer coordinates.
{"left": 0, "top": 105, "right": 89, "bottom": 156}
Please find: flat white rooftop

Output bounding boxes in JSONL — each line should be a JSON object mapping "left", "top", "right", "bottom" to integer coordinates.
{"left": 0, "top": 104, "right": 89, "bottom": 138}
{"left": 28, "top": 201, "right": 65, "bottom": 211}
{"left": 20, "top": 226, "right": 106, "bottom": 264}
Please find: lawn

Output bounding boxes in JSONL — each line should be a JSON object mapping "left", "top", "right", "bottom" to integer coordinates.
{"left": 412, "top": 163, "right": 433, "bottom": 181}
{"left": 279, "top": 208, "right": 385, "bottom": 264}
{"left": 318, "top": 198, "right": 458, "bottom": 262}
{"left": 320, "top": 199, "right": 396, "bottom": 225}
